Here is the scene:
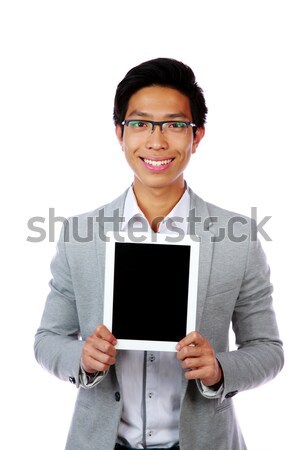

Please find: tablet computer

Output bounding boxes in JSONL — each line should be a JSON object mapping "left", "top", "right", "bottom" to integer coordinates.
{"left": 103, "top": 231, "right": 200, "bottom": 351}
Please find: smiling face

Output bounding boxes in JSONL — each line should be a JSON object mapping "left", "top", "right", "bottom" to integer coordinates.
{"left": 116, "top": 86, "right": 204, "bottom": 198}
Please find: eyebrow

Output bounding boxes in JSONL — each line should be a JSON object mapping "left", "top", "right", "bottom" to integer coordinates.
{"left": 126, "top": 110, "right": 191, "bottom": 120}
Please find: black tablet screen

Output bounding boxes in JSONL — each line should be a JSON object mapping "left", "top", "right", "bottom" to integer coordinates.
{"left": 112, "top": 241, "right": 191, "bottom": 342}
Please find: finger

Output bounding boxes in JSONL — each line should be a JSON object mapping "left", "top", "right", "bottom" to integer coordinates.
{"left": 180, "top": 354, "right": 212, "bottom": 370}
{"left": 94, "top": 324, "right": 117, "bottom": 345}
{"left": 177, "top": 341, "right": 214, "bottom": 361}
{"left": 85, "top": 346, "right": 117, "bottom": 367}
{"left": 86, "top": 335, "right": 117, "bottom": 358}
{"left": 82, "top": 342, "right": 117, "bottom": 372}
{"left": 82, "top": 353, "right": 115, "bottom": 373}
{"left": 184, "top": 367, "right": 209, "bottom": 381}
{"left": 184, "top": 363, "right": 223, "bottom": 386}
{"left": 176, "top": 331, "right": 205, "bottom": 351}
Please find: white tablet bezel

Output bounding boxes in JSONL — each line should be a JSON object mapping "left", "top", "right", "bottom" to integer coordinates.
{"left": 103, "top": 231, "right": 200, "bottom": 352}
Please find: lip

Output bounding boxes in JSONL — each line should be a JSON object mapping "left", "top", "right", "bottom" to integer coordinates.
{"left": 139, "top": 156, "right": 174, "bottom": 172}
{"left": 140, "top": 156, "right": 175, "bottom": 161}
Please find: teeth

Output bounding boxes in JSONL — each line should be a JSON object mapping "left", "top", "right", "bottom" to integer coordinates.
{"left": 143, "top": 158, "right": 172, "bottom": 166}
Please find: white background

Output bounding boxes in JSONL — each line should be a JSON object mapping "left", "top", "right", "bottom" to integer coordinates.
{"left": 1, "top": 1, "right": 299, "bottom": 449}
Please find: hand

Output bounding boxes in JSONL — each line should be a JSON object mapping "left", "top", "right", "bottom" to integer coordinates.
{"left": 81, "top": 324, "right": 117, "bottom": 374}
{"left": 176, "top": 331, "right": 223, "bottom": 387}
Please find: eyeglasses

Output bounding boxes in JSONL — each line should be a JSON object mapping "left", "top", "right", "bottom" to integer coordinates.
{"left": 121, "top": 119, "right": 196, "bottom": 136}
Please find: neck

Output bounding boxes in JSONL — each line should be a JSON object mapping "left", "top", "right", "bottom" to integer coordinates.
{"left": 132, "top": 179, "right": 186, "bottom": 231}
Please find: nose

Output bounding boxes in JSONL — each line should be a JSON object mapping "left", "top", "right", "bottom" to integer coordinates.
{"left": 145, "top": 124, "right": 168, "bottom": 150}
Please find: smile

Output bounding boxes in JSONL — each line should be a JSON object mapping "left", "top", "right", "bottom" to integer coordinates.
{"left": 142, "top": 158, "right": 173, "bottom": 167}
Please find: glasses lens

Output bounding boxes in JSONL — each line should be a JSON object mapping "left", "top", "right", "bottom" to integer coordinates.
{"left": 163, "top": 122, "right": 189, "bottom": 134}
{"left": 126, "top": 120, "right": 151, "bottom": 131}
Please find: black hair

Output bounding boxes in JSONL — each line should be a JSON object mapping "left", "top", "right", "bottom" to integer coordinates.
{"left": 113, "top": 57, "right": 208, "bottom": 130}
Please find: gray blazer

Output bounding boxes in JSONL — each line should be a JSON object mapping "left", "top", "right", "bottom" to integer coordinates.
{"left": 34, "top": 187, "right": 284, "bottom": 450}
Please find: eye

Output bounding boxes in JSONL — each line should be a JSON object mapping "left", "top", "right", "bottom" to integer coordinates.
{"left": 128, "top": 120, "right": 148, "bottom": 128}
{"left": 168, "top": 121, "right": 188, "bottom": 129}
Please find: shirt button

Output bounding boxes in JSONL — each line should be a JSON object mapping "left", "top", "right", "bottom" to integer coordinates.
{"left": 148, "top": 392, "right": 154, "bottom": 398}
{"left": 115, "top": 391, "right": 121, "bottom": 402}
{"left": 149, "top": 354, "right": 156, "bottom": 362}
{"left": 147, "top": 431, "right": 153, "bottom": 437}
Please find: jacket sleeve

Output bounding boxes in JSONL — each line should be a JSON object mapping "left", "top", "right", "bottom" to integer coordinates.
{"left": 216, "top": 230, "right": 284, "bottom": 402}
{"left": 34, "top": 220, "right": 86, "bottom": 388}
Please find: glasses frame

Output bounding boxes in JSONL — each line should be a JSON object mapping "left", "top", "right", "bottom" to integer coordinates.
{"left": 121, "top": 119, "right": 196, "bottom": 134}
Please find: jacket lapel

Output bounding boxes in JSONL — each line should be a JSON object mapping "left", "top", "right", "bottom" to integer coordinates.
{"left": 188, "top": 188, "right": 215, "bottom": 330}
{"left": 179, "top": 188, "right": 216, "bottom": 401}
{"left": 93, "top": 190, "right": 129, "bottom": 386}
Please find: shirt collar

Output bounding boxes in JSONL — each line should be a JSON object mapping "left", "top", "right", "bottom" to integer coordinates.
{"left": 122, "top": 184, "right": 190, "bottom": 234}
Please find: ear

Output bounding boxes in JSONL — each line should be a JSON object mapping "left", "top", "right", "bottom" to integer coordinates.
{"left": 192, "top": 127, "right": 205, "bottom": 154}
{"left": 115, "top": 124, "right": 123, "bottom": 147}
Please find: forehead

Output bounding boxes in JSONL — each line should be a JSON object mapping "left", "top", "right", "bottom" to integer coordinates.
{"left": 126, "top": 86, "right": 192, "bottom": 118}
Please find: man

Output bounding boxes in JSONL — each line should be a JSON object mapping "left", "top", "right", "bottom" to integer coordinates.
{"left": 34, "top": 58, "right": 284, "bottom": 450}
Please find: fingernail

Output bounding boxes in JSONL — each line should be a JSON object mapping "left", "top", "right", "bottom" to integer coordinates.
{"left": 176, "top": 343, "right": 180, "bottom": 351}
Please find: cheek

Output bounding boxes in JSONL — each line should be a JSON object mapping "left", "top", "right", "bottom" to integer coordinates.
{"left": 121, "top": 135, "right": 138, "bottom": 152}
{"left": 123, "top": 145, "right": 137, "bottom": 166}
{"left": 123, "top": 139, "right": 141, "bottom": 157}
{"left": 121, "top": 141, "right": 130, "bottom": 154}
{"left": 184, "top": 143, "right": 195, "bottom": 157}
